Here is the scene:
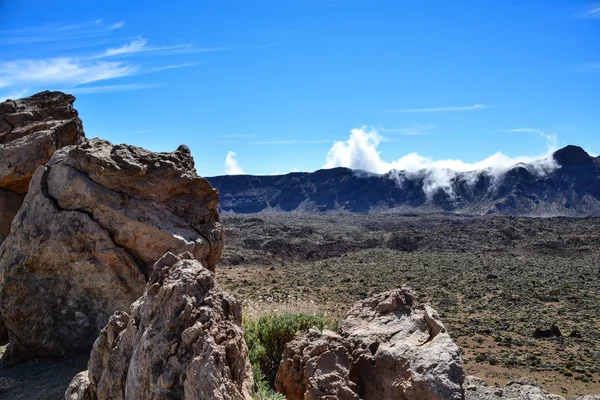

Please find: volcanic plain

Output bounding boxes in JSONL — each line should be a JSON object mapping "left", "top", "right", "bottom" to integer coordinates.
{"left": 218, "top": 212, "right": 600, "bottom": 398}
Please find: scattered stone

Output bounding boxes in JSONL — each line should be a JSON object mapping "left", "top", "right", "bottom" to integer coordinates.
{"left": 68, "top": 252, "right": 253, "bottom": 400}
{"left": 0, "top": 138, "right": 223, "bottom": 361}
{"left": 464, "top": 376, "right": 566, "bottom": 399}
{"left": 275, "top": 328, "right": 359, "bottom": 400}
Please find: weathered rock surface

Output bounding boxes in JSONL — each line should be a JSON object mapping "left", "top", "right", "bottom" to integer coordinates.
{"left": 275, "top": 328, "right": 359, "bottom": 400}
{"left": 0, "top": 138, "right": 223, "bottom": 361}
{"left": 463, "top": 376, "right": 566, "bottom": 399}
{"left": 339, "top": 288, "right": 465, "bottom": 400}
{"left": 68, "top": 252, "right": 253, "bottom": 400}
{"left": 275, "top": 288, "right": 465, "bottom": 400}
{"left": 65, "top": 371, "right": 94, "bottom": 400}
{"left": 0, "top": 91, "right": 84, "bottom": 243}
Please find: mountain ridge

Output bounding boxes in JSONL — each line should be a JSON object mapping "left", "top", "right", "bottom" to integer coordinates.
{"left": 207, "top": 145, "right": 600, "bottom": 216}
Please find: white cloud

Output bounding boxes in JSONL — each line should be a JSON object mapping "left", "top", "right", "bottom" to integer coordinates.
{"left": 0, "top": 57, "right": 138, "bottom": 88}
{"left": 93, "top": 37, "right": 194, "bottom": 58}
{"left": 224, "top": 151, "right": 245, "bottom": 175}
{"left": 507, "top": 128, "right": 558, "bottom": 150}
{"left": 324, "top": 127, "right": 559, "bottom": 198}
{"left": 586, "top": 6, "right": 600, "bottom": 17}
{"left": 383, "top": 104, "right": 485, "bottom": 113}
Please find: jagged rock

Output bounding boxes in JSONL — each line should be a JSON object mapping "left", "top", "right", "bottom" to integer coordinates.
{"left": 65, "top": 371, "right": 94, "bottom": 400}
{"left": 0, "top": 91, "right": 84, "bottom": 243}
{"left": 0, "top": 138, "right": 223, "bottom": 361}
{"left": 339, "top": 288, "right": 465, "bottom": 400}
{"left": 463, "top": 376, "right": 566, "bottom": 399}
{"left": 573, "top": 396, "right": 600, "bottom": 400}
{"left": 275, "top": 328, "right": 359, "bottom": 400}
{"left": 68, "top": 252, "right": 253, "bottom": 400}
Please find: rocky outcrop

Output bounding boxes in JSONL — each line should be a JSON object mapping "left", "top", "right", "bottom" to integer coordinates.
{"left": 0, "top": 138, "right": 223, "bottom": 361}
{"left": 463, "top": 376, "right": 566, "bottom": 399}
{"left": 0, "top": 91, "right": 84, "bottom": 243}
{"left": 338, "top": 288, "right": 465, "bottom": 400}
{"left": 68, "top": 252, "right": 253, "bottom": 400}
{"left": 275, "top": 328, "right": 359, "bottom": 400}
{"left": 275, "top": 288, "right": 465, "bottom": 400}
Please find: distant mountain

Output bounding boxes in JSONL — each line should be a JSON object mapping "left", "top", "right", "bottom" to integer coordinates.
{"left": 207, "top": 145, "right": 600, "bottom": 216}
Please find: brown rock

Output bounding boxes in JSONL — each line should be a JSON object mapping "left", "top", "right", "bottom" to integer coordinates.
{"left": 0, "top": 139, "right": 223, "bottom": 361}
{"left": 339, "top": 288, "right": 465, "bottom": 400}
{"left": 0, "top": 91, "right": 84, "bottom": 243}
{"left": 69, "top": 252, "right": 253, "bottom": 400}
{"left": 275, "top": 328, "right": 359, "bottom": 400}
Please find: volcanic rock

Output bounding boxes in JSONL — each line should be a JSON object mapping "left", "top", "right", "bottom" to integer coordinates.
{"left": 275, "top": 328, "right": 359, "bottom": 400}
{"left": 0, "top": 138, "right": 223, "bottom": 361}
{"left": 463, "top": 376, "right": 566, "bottom": 399}
{"left": 339, "top": 288, "right": 465, "bottom": 400}
{"left": 208, "top": 145, "right": 600, "bottom": 216}
{"left": 68, "top": 252, "right": 253, "bottom": 400}
{"left": 0, "top": 91, "right": 84, "bottom": 243}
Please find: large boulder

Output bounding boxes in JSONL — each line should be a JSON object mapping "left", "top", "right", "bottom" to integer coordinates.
{"left": 67, "top": 252, "right": 253, "bottom": 400}
{"left": 274, "top": 288, "right": 465, "bottom": 400}
{"left": 0, "top": 138, "right": 223, "bottom": 361}
{"left": 275, "top": 328, "right": 359, "bottom": 400}
{"left": 339, "top": 288, "right": 465, "bottom": 400}
{"left": 0, "top": 91, "right": 84, "bottom": 243}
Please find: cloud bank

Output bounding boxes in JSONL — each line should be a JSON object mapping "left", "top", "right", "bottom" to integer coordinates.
{"left": 324, "top": 127, "right": 559, "bottom": 197}
{"left": 224, "top": 151, "right": 245, "bottom": 175}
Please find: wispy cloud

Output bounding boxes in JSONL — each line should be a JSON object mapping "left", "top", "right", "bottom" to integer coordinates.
{"left": 250, "top": 139, "right": 332, "bottom": 145}
{"left": 93, "top": 37, "right": 194, "bottom": 58}
{"left": 0, "top": 88, "right": 30, "bottom": 101}
{"left": 381, "top": 123, "right": 435, "bottom": 135}
{"left": 224, "top": 151, "right": 245, "bottom": 175}
{"left": 383, "top": 104, "right": 485, "bottom": 113}
{"left": 507, "top": 128, "right": 558, "bottom": 151}
{"left": 69, "top": 83, "right": 160, "bottom": 94}
{"left": 1, "top": 19, "right": 273, "bottom": 98}
{"left": 0, "top": 57, "right": 138, "bottom": 88}
{"left": 0, "top": 19, "right": 125, "bottom": 45}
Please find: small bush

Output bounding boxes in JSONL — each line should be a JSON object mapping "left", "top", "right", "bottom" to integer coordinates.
{"left": 244, "top": 313, "right": 338, "bottom": 390}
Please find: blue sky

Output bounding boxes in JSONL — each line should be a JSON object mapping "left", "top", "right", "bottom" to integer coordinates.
{"left": 1, "top": 1, "right": 599, "bottom": 176}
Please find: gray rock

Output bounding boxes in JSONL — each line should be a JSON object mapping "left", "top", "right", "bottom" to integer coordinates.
{"left": 275, "top": 328, "right": 359, "bottom": 400}
{"left": 0, "top": 138, "right": 223, "bottom": 361}
{"left": 339, "top": 288, "right": 465, "bottom": 400}
{"left": 65, "top": 371, "right": 95, "bottom": 400}
{"left": 68, "top": 252, "right": 253, "bottom": 400}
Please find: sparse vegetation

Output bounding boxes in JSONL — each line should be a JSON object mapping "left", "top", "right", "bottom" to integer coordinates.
{"left": 244, "top": 312, "right": 338, "bottom": 397}
{"left": 221, "top": 213, "right": 600, "bottom": 397}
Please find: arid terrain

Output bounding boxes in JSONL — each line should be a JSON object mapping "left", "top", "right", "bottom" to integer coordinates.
{"left": 218, "top": 212, "right": 600, "bottom": 398}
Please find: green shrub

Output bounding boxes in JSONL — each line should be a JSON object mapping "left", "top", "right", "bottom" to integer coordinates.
{"left": 244, "top": 313, "right": 338, "bottom": 392}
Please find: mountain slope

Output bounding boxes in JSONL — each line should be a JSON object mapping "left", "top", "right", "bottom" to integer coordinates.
{"left": 207, "top": 145, "right": 600, "bottom": 216}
